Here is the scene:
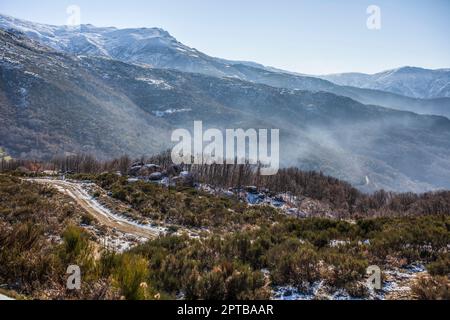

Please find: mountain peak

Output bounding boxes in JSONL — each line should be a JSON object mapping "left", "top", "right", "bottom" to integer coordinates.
{"left": 322, "top": 66, "right": 450, "bottom": 99}
{"left": 386, "top": 66, "right": 427, "bottom": 74}
{"left": 0, "top": 13, "right": 172, "bottom": 37}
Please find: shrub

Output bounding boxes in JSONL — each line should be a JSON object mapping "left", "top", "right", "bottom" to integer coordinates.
{"left": 99, "top": 251, "right": 121, "bottom": 278}
{"left": 112, "top": 188, "right": 127, "bottom": 202}
{"left": 197, "top": 269, "right": 227, "bottom": 300}
{"left": 113, "top": 254, "right": 150, "bottom": 300}
{"left": 167, "top": 225, "right": 179, "bottom": 234}
{"left": 321, "top": 249, "right": 368, "bottom": 288}
{"left": 59, "top": 226, "right": 95, "bottom": 274}
{"left": 428, "top": 254, "right": 450, "bottom": 277}
{"left": 266, "top": 240, "right": 321, "bottom": 289}
{"left": 412, "top": 275, "right": 450, "bottom": 300}
{"left": 0, "top": 221, "right": 60, "bottom": 291}
{"left": 190, "top": 264, "right": 269, "bottom": 300}
{"left": 80, "top": 214, "right": 94, "bottom": 226}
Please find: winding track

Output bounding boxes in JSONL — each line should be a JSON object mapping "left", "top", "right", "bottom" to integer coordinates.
{"left": 27, "top": 179, "right": 161, "bottom": 239}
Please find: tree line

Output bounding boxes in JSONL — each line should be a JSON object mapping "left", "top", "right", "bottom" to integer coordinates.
{"left": 1, "top": 152, "right": 449, "bottom": 217}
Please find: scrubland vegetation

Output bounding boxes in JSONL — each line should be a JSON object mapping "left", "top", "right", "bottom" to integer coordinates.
{"left": 0, "top": 156, "right": 449, "bottom": 300}
{"left": 4, "top": 153, "right": 449, "bottom": 218}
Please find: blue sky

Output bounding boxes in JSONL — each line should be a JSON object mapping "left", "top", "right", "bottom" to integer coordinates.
{"left": 1, "top": 0, "right": 449, "bottom": 74}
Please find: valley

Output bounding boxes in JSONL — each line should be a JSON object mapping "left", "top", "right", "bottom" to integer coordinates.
{"left": 0, "top": 9, "right": 448, "bottom": 303}
{"left": 1, "top": 27, "right": 450, "bottom": 192}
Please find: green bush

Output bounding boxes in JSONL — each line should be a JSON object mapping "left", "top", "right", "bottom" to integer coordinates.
{"left": 59, "top": 226, "right": 95, "bottom": 274}
{"left": 113, "top": 254, "right": 150, "bottom": 300}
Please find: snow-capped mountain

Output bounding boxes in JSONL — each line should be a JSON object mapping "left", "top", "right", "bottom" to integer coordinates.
{"left": 1, "top": 13, "right": 450, "bottom": 192}
{"left": 0, "top": 13, "right": 269, "bottom": 77}
{"left": 321, "top": 67, "right": 450, "bottom": 99}
{"left": 1, "top": 13, "right": 449, "bottom": 119}
{"left": 2, "top": 28, "right": 450, "bottom": 192}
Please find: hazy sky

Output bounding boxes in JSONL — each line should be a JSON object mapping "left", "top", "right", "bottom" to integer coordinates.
{"left": 1, "top": 0, "right": 449, "bottom": 74}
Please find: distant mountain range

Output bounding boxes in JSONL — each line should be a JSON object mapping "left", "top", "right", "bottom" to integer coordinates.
{"left": 320, "top": 67, "right": 450, "bottom": 99}
{"left": 1, "top": 14, "right": 450, "bottom": 193}
{"left": 1, "top": 14, "right": 449, "bottom": 118}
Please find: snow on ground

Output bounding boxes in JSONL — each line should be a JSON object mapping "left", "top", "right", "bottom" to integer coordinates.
{"left": 0, "top": 293, "right": 14, "bottom": 300}
{"left": 83, "top": 224, "right": 147, "bottom": 253}
{"left": 152, "top": 108, "right": 191, "bottom": 117}
{"left": 0, "top": 56, "right": 21, "bottom": 67}
{"left": 373, "top": 263, "right": 426, "bottom": 300}
{"left": 136, "top": 77, "right": 173, "bottom": 90}
{"left": 272, "top": 281, "right": 324, "bottom": 300}
{"left": 79, "top": 183, "right": 169, "bottom": 236}
{"left": 329, "top": 240, "right": 351, "bottom": 247}
{"left": 24, "top": 70, "right": 41, "bottom": 78}
{"left": 272, "top": 263, "right": 427, "bottom": 300}
{"left": 196, "top": 184, "right": 309, "bottom": 217}
{"left": 18, "top": 87, "right": 29, "bottom": 108}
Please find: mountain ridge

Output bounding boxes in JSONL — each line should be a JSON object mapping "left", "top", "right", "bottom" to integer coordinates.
{"left": 1, "top": 13, "right": 449, "bottom": 119}
{"left": 2, "top": 28, "right": 450, "bottom": 192}
{"left": 321, "top": 66, "right": 450, "bottom": 99}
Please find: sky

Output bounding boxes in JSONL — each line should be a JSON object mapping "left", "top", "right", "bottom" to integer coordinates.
{"left": 0, "top": 0, "right": 449, "bottom": 74}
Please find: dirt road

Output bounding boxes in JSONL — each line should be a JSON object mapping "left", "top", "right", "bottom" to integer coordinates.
{"left": 27, "top": 179, "right": 162, "bottom": 239}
